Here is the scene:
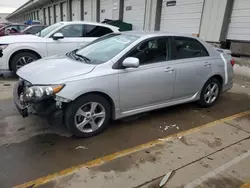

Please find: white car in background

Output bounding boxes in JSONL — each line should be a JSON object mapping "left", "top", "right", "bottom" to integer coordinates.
{"left": 0, "top": 21, "right": 119, "bottom": 72}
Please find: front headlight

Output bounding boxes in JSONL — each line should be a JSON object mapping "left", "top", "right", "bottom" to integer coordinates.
{"left": 0, "top": 44, "right": 8, "bottom": 50}
{"left": 24, "top": 84, "right": 65, "bottom": 100}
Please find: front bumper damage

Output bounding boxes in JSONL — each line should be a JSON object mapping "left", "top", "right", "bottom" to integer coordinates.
{"left": 13, "top": 80, "right": 64, "bottom": 124}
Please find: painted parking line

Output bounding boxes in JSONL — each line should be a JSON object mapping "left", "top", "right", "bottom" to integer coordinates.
{"left": 241, "top": 183, "right": 250, "bottom": 188}
{"left": 14, "top": 110, "right": 250, "bottom": 188}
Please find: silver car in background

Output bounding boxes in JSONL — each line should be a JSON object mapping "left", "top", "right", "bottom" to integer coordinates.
{"left": 14, "top": 32, "right": 234, "bottom": 137}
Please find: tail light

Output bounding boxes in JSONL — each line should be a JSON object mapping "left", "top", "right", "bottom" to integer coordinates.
{"left": 230, "top": 58, "right": 235, "bottom": 66}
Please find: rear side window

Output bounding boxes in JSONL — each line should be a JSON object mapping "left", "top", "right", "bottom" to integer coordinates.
{"left": 57, "top": 24, "right": 84, "bottom": 37}
{"left": 172, "top": 37, "right": 209, "bottom": 60}
{"left": 84, "top": 24, "right": 113, "bottom": 37}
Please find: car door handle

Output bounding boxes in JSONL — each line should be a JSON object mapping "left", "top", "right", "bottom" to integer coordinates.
{"left": 164, "top": 67, "right": 175, "bottom": 72}
{"left": 204, "top": 62, "right": 212, "bottom": 67}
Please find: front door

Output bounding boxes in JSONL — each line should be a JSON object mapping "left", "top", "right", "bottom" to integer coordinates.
{"left": 119, "top": 37, "right": 176, "bottom": 112}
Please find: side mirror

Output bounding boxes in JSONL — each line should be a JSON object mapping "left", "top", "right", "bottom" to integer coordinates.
{"left": 122, "top": 57, "right": 139, "bottom": 68}
{"left": 52, "top": 33, "right": 64, "bottom": 40}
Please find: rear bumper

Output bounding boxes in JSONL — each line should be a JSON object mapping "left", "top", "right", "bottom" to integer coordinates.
{"left": 223, "top": 81, "right": 233, "bottom": 92}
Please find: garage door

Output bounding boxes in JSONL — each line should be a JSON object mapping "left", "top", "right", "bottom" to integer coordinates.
{"left": 44, "top": 8, "right": 49, "bottom": 25}
{"left": 83, "top": 0, "right": 92, "bottom": 21}
{"left": 72, "top": 0, "right": 81, "bottom": 21}
{"left": 160, "top": 0, "right": 204, "bottom": 35}
{"left": 48, "top": 6, "right": 55, "bottom": 24}
{"left": 100, "top": 0, "right": 113, "bottom": 22}
{"left": 227, "top": 0, "right": 250, "bottom": 41}
{"left": 62, "top": 2, "right": 68, "bottom": 21}
{"left": 55, "top": 4, "right": 60, "bottom": 22}
{"left": 123, "top": 0, "right": 146, "bottom": 30}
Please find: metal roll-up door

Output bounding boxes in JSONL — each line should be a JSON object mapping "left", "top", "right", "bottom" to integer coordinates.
{"left": 71, "top": 0, "right": 81, "bottom": 21}
{"left": 227, "top": 0, "right": 250, "bottom": 41}
{"left": 83, "top": 0, "right": 92, "bottom": 21}
{"left": 100, "top": 0, "right": 113, "bottom": 22}
{"left": 55, "top": 4, "right": 60, "bottom": 22}
{"left": 160, "top": 0, "right": 204, "bottom": 35}
{"left": 33, "top": 12, "right": 36, "bottom": 20}
{"left": 62, "top": 2, "right": 68, "bottom": 21}
{"left": 123, "top": 0, "right": 146, "bottom": 30}
{"left": 45, "top": 8, "right": 49, "bottom": 25}
{"left": 49, "top": 6, "right": 54, "bottom": 24}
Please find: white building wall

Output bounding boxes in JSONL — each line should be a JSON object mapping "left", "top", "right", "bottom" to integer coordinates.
{"left": 227, "top": 0, "right": 250, "bottom": 41}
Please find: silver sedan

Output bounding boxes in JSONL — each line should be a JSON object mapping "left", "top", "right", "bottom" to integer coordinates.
{"left": 14, "top": 32, "right": 234, "bottom": 137}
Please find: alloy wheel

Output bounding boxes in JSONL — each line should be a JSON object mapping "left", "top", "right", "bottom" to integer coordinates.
{"left": 204, "top": 82, "right": 219, "bottom": 104}
{"left": 74, "top": 102, "right": 106, "bottom": 133}
{"left": 16, "top": 56, "right": 35, "bottom": 69}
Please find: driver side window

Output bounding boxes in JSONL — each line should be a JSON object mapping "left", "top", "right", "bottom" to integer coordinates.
{"left": 126, "top": 37, "right": 170, "bottom": 65}
{"left": 56, "top": 24, "right": 84, "bottom": 37}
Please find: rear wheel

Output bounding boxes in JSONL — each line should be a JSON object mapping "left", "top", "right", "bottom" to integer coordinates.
{"left": 64, "top": 94, "right": 111, "bottom": 137}
{"left": 198, "top": 78, "right": 221, "bottom": 107}
{"left": 10, "top": 52, "right": 39, "bottom": 72}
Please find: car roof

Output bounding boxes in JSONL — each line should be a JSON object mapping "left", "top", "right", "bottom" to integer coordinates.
{"left": 60, "top": 21, "right": 119, "bottom": 30}
{"left": 121, "top": 31, "right": 197, "bottom": 39}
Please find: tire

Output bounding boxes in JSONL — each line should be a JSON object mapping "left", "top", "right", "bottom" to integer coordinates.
{"left": 198, "top": 78, "right": 221, "bottom": 107}
{"left": 10, "top": 51, "right": 39, "bottom": 73}
{"left": 64, "top": 94, "right": 112, "bottom": 138}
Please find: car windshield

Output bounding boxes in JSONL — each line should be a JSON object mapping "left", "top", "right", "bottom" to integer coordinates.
{"left": 36, "top": 23, "right": 63, "bottom": 37}
{"left": 75, "top": 34, "right": 139, "bottom": 64}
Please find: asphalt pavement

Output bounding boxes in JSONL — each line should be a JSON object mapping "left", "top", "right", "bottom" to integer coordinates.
{"left": 0, "top": 75, "right": 250, "bottom": 188}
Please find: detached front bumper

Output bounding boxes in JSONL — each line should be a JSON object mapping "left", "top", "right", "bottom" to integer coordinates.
{"left": 13, "top": 81, "right": 29, "bottom": 117}
{"left": 13, "top": 81, "right": 64, "bottom": 124}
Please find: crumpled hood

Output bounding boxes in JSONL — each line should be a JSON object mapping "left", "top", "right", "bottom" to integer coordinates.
{"left": 17, "top": 55, "right": 96, "bottom": 84}
{"left": 0, "top": 34, "right": 45, "bottom": 44}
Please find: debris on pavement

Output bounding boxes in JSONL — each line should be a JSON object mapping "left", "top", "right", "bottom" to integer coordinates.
{"left": 5, "top": 143, "right": 11, "bottom": 148}
{"left": 41, "top": 152, "right": 46, "bottom": 156}
{"left": 3, "top": 83, "right": 11, "bottom": 86}
{"left": 159, "top": 124, "right": 178, "bottom": 132}
{"left": 241, "top": 85, "right": 247, "bottom": 88}
{"left": 159, "top": 171, "right": 173, "bottom": 187}
{"left": 76, "top": 146, "right": 88, "bottom": 150}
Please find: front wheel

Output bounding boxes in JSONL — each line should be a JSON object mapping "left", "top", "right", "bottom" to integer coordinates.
{"left": 64, "top": 94, "right": 111, "bottom": 137}
{"left": 10, "top": 52, "right": 39, "bottom": 72}
{"left": 198, "top": 78, "right": 221, "bottom": 107}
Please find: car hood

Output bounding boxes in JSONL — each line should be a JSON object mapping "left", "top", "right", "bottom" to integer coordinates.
{"left": 0, "top": 34, "right": 44, "bottom": 43}
{"left": 17, "top": 55, "right": 96, "bottom": 84}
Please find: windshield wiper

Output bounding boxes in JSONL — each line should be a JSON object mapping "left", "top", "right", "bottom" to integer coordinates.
{"left": 66, "top": 49, "right": 91, "bottom": 63}
{"left": 74, "top": 52, "right": 91, "bottom": 62}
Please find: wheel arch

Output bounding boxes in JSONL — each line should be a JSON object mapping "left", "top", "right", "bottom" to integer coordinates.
{"left": 73, "top": 91, "right": 116, "bottom": 120}
{"left": 8, "top": 49, "right": 42, "bottom": 71}
{"left": 208, "top": 75, "right": 224, "bottom": 91}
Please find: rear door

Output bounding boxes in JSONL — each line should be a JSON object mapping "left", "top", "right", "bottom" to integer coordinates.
{"left": 171, "top": 36, "right": 212, "bottom": 99}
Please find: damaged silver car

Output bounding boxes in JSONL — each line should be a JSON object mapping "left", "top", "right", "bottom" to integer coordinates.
{"left": 14, "top": 32, "right": 234, "bottom": 137}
